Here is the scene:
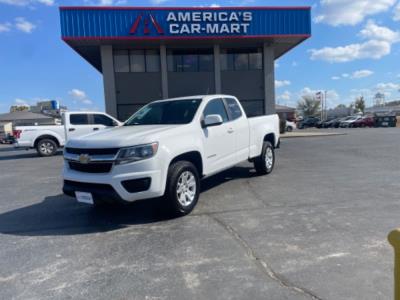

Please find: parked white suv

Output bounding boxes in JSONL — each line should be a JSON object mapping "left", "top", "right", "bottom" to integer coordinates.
{"left": 13, "top": 112, "right": 121, "bottom": 156}
{"left": 63, "top": 95, "right": 280, "bottom": 215}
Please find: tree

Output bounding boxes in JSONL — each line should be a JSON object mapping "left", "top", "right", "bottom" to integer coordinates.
{"left": 297, "top": 95, "right": 321, "bottom": 117}
{"left": 354, "top": 96, "right": 365, "bottom": 113}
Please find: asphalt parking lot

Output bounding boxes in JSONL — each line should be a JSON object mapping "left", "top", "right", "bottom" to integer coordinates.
{"left": 0, "top": 128, "right": 399, "bottom": 300}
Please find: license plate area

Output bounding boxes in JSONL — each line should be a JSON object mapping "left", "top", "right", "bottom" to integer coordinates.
{"left": 75, "top": 191, "right": 94, "bottom": 204}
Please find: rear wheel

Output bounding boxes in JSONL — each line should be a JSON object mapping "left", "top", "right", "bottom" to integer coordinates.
{"left": 165, "top": 161, "right": 200, "bottom": 216}
{"left": 254, "top": 141, "right": 275, "bottom": 175}
{"left": 286, "top": 126, "right": 293, "bottom": 132}
{"left": 36, "top": 139, "right": 58, "bottom": 157}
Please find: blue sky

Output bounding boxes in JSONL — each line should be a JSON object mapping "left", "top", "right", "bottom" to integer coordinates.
{"left": 0, "top": 0, "right": 400, "bottom": 114}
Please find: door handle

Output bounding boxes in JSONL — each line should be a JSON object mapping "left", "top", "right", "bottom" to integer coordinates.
{"left": 93, "top": 128, "right": 99, "bottom": 131}
{"left": 68, "top": 128, "right": 75, "bottom": 132}
{"left": 227, "top": 128, "right": 234, "bottom": 134}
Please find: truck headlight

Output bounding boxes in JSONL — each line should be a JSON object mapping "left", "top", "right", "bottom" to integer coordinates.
{"left": 116, "top": 142, "right": 158, "bottom": 165}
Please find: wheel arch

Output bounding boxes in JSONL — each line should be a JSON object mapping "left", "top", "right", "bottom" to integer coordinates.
{"left": 34, "top": 135, "right": 61, "bottom": 148}
{"left": 169, "top": 151, "right": 204, "bottom": 177}
{"left": 263, "top": 133, "right": 276, "bottom": 148}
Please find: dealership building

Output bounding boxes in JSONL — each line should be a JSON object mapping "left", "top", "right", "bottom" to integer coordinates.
{"left": 60, "top": 6, "right": 311, "bottom": 120}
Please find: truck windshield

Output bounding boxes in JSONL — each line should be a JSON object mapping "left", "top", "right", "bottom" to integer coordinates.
{"left": 124, "top": 99, "right": 202, "bottom": 125}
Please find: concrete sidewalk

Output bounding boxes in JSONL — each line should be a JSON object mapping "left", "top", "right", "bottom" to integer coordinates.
{"left": 281, "top": 130, "right": 346, "bottom": 138}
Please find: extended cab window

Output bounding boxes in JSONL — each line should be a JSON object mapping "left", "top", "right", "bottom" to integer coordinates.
{"left": 125, "top": 99, "right": 201, "bottom": 125}
{"left": 92, "top": 114, "right": 115, "bottom": 126}
{"left": 225, "top": 98, "right": 243, "bottom": 120}
{"left": 203, "top": 99, "right": 229, "bottom": 122}
{"left": 70, "top": 114, "right": 89, "bottom": 125}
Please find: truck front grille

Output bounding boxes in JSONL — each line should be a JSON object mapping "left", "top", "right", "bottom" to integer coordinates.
{"left": 68, "top": 162, "right": 113, "bottom": 173}
{"left": 65, "top": 147, "right": 120, "bottom": 155}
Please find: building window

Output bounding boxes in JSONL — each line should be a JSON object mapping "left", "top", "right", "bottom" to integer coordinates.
{"left": 167, "top": 49, "right": 214, "bottom": 72}
{"left": 240, "top": 100, "right": 264, "bottom": 118}
{"left": 114, "top": 49, "right": 160, "bottom": 73}
{"left": 145, "top": 50, "right": 161, "bottom": 72}
{"left": 114, "top": 50, "right": 130, "bottom": 73}
{"left": 221, "top": 48, "right": 263, "bottom": 71}
{"left": 130, "top": 50, "right": 146, "bottom": 72}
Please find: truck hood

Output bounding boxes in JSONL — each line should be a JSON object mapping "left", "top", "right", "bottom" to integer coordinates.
{"left": 66, "top": 125, "right": 180, "bottom": 148}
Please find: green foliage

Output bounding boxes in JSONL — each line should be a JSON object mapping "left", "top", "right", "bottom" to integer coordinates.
{"left": 297, "top": 95, "right": 321, "bottom": 117}
{"left": 354, "top": 96, "right": 366, "bottom": 113}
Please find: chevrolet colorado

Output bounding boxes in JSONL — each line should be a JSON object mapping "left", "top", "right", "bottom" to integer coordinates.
{"left": 63, "top": 95, "right": 280, "bottom": 215}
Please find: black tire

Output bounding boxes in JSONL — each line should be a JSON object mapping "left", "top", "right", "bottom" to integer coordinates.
{"left": 254, "top": 141, "right": 275, "bottom": 175}
{"left": 286, "top": 126, "right": 293, "bottom": 132}
{"left": 36, "top": 139, "right": 58, "bottom": 157}
{"left": 165, "top": 161, "right": 200, "bottom": 216}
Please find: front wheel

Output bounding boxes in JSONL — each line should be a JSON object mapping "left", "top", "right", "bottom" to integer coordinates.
{"left": 254, "top": 141, "right": 275, "bottom": 175}
{"left": 165, "top": 161, "right": 200, "bottom": 216}
{"left": 36, "top": 139, "right": 58, "bottom": 157}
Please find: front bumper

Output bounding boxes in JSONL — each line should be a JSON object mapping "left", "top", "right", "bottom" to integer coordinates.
{"left": 62, "top": 157, "right": 166, "bottom": 202}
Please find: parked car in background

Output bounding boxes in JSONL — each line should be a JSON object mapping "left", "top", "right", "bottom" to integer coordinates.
{"left": 352, "top": 115, "right": 375, "bottom": 128}
{"left": 375, "top": 115, "right": 397, "bottom": 127}
{"left": 297, "top": 117, "right": 320, "bottom": 129}
{"left": 339, "top": 116, "right": 362, "bottom": 128}
{"left": 14, "top": 112, "right": 122, "bottom": 156}
{"left": 316, "top": 117, "right": 336, "bottom": 128}
{"left": 0, "top": 133, "right": 15, "bottom": 144}
{"left": 286, "top": 120, "right": 296, "bottom": 132}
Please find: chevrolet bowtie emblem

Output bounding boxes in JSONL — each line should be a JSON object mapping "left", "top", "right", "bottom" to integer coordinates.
{"left": 78, "top": 154, "right": 91, "bottom": 164}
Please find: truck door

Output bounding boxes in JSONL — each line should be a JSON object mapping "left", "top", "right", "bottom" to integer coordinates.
{"left": 224, "top": 97, "right": 249, "bottom": 163}
{"left": 201, "top": 98, "right": 236, "bottom": 174}
{"left": 65, "top": 114, "right": 96, "bottom": 140}
{"left": 90, "top": 113, "right": 119, "bottom": 131}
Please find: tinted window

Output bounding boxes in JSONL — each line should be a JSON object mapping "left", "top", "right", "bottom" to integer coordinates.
{"left": 130, "top": 50, "right": 145, "bottom": 72}
{"left": 125, "top": 99, "right": 201, "bottom": 125}
{"left": 114, "top": 50, "right": 130, "bottom": 72}
{"left": 167, "top": 49, "right": 214, "bottom": 72}
{"left": 145, "top": 50, "right": 161, "bottom": 72}
{"left": 225, "top": 98, "right": 243, "bottom": 120}
{"left": 70, "top": 114, "right": 89, "bottom": 125}
{"left": 221, "top": 48, "right": 263, "bottom": 71}
{"left": 203, "top": 99, "right": 229, "bottom": 123}
{"left": 92, "top": 114, "right": 115, "bottom": 126}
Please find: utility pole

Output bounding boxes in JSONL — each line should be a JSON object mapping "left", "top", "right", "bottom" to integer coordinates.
{"left": 324, "top": 90, "right": 327, "bottom": 120}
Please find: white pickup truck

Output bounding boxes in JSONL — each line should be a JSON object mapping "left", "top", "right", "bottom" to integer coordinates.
{"left": 13, "top": 111, "right": 121, "bottom": 156}
{"left": 63, "top": 95, "right": 280, "bottom": 215}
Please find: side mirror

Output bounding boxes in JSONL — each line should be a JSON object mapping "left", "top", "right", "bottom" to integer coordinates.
{"left": 202, "top": 114, "right": 223, "bottom": 128}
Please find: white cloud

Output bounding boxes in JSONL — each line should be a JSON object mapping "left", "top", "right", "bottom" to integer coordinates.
{"left": 84, "top": 0, "right": 127, "bottom": 5}
{"left": 210, "top": 4, "right": 220, "bottom": 7}
{"left": 309, "top": 39, "right": 391, "bottom": 63}
{"left": 342, "top": 73, "right": 350, "bottom": 78}
{"left": 331, "top": 76, "right": 341, "bottom": 80}
{"left": 150, "top": 0, "right": 168, "bottom": 4}
{"left": 0, "top": 0, "right": 53, "bottom": 6}
{"left": 14, "top": 98, "right": 30, "bottom": 105}
{"left": 359, "top": 20, "right": 400, "bottom": 42}
{"left": 394, "top": 2, "right": 400, "bottom": 20}
{"left": 277, "top": 90, "right": 291, "bottom": 101}
{"left": 375, "top": 82, "right": 400, "bottom": 90}
{"left": 15, "top": 17, "right": 36, "bottom": 33}
{"left": 351, "top": 69, "right": 374, "bottom": 78}
{"left": 68, "top": 89, "right": 93, "bottom": 105}
{"left": 0, "top": 22, "right": 11, "bottom": 33}
{"left": 315, "top": 0, "right": 396, "bottom": 26}
{"left": 274, "top": 62, "right": 279, "bottom": 68}
{"left": 275, "top": 80, "right": 291, "bottom": 88}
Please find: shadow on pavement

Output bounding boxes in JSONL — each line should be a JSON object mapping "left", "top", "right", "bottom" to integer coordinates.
{"left": 0, "top": 151, "right": 62, "bottom": 161}
{"left": 0, "top": 166, "right": 257, "bottom": 237}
